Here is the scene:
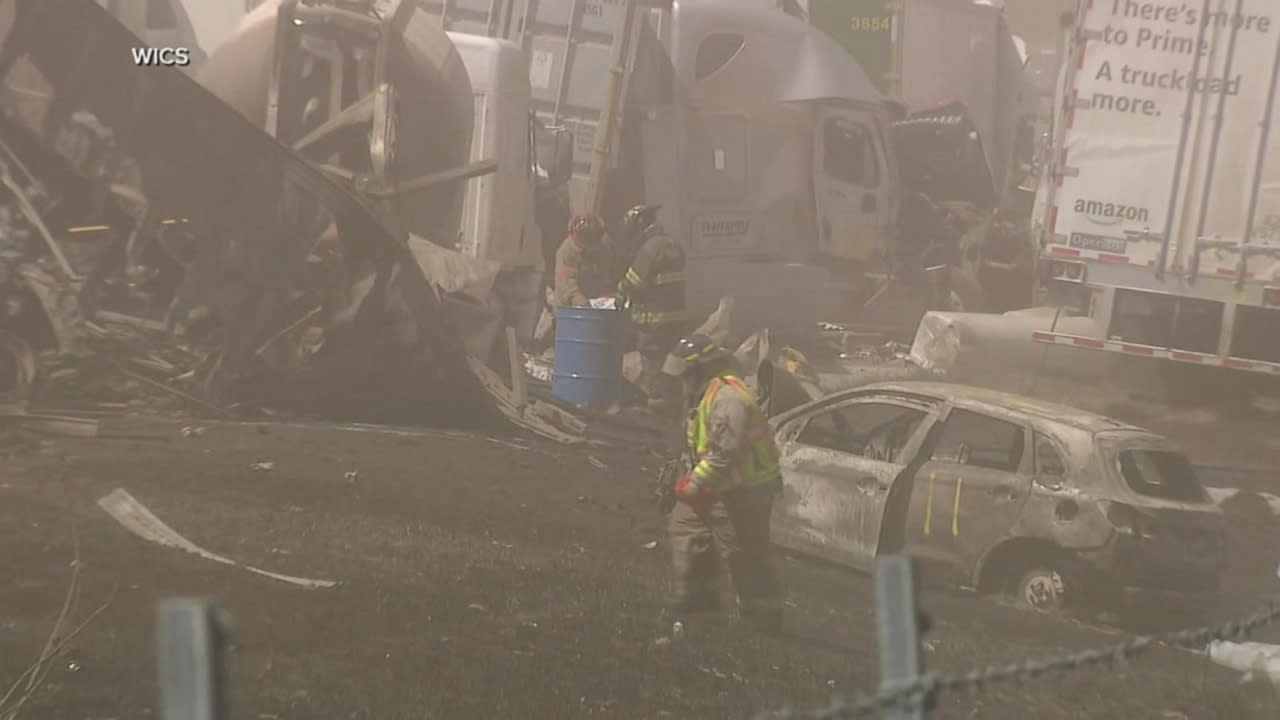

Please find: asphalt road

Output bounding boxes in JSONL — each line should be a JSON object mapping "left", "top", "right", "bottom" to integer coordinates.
{"left": 1, "top": 418, "right": 1278, "bottom": 719}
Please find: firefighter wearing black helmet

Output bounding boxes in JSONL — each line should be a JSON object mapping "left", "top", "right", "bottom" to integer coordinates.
{"left": 617, "top": 204, "right": 686, "bottom": 409}
{"left": 660, "top": 334, "right": 784, "bottom": 634}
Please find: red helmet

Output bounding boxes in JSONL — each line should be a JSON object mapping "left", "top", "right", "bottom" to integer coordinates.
{"left": 568, "top": 214, "right": 604, "bottom": 240}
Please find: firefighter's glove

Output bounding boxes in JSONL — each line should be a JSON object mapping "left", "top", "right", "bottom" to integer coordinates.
{"left": 675, "top": 475, "right": 715, "bottom": 512}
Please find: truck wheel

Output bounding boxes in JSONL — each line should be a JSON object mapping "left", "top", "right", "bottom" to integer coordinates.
{"left": 1013, "top": 566, "right": 1070, "bottom": 612}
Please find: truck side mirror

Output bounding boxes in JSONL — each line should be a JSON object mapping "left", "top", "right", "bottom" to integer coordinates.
{"left": 957, "top": 443, "right": 971, "bottom": 465}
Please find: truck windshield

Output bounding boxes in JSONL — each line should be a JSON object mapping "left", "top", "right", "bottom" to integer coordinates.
{"left": 1115, "top": 449, "right": 1206, "bottom": 503}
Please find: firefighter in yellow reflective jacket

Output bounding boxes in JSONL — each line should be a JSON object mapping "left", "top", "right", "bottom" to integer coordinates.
{"left": 617, "top": 204, "right": 685, "bottom": 409}
{"left": 661, "top": 334, "right": 784, "bottom": 633}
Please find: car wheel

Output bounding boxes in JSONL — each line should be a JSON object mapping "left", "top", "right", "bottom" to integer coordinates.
{"left": 1013, "top": 566, "right": 1070, "bottom": 612}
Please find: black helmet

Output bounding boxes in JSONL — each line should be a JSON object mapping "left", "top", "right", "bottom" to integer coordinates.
{"left": 662, "top": 334, "right": 731, "bottom": 377}
{"left": 622, "top": 204, "right": 661, "bottom": 234}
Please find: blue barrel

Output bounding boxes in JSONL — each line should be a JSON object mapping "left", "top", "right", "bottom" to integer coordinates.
{"left": 553, "top": 307, "right": 624, "bottom": 409}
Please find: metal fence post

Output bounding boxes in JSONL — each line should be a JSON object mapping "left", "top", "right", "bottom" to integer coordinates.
{"left": 158, "top": 599, "right": 232, "bottom": 720}
{"left": 876, "top": 555, "right": 927, "bottom": 720}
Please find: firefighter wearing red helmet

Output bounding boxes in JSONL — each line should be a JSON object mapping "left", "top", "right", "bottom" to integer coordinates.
{"left": 552, "top": 214, "right": 615, "bottom": 308}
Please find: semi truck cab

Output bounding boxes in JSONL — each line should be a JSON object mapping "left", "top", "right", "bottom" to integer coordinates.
{"left": 655, "top": 0, "right": 901, "bottom": 333}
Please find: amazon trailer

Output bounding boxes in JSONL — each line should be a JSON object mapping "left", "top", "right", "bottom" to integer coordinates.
{"left": 1034, "top": 0, "right": 1280, "bottom": 386}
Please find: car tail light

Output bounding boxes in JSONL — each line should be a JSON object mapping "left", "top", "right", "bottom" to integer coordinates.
{"left": 1050, "top": 260, "right": 1087, "bottom": 283}
{"left": 1264, "top": 287, "right": 1280, "bottom": 307}
{"left": 1103, "top": 501, "right": 1144, "bottom": 537}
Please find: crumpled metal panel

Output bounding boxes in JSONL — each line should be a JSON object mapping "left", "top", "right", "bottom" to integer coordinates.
{"left": 0, "top": 0, "right": 488, "bottom": 425}
{"left": 198, "top": 0, "right": 476, "bottom": 245}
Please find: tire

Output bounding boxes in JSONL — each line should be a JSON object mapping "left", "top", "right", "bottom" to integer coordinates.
{"left": 1012, "top": 566, "right": 1071, "bottom": 613}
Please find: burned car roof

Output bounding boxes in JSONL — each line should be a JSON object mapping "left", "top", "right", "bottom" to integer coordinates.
{"left": 825, "top": 381, "right": 1147, "bottom": 435}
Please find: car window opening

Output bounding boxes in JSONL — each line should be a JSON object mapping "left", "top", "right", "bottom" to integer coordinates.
{"left": 1035, "top": 434, "right": 1067, "bottom": 477}
{"left": 796, "top": 402, "right": 926, "bottom": 463}
{"left": 1117, "top": 449, "right": 1206, "bottom": 503}
{"left": 931, "top": 409, "right": 1024, "bottom": 473}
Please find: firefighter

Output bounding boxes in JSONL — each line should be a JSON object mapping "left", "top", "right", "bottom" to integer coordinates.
{"left": 552, "top": 214, "right": 615, "bottom": 308}
{"left": 616, "top": 204, "right": 686, "bottom": 410}
{"left": 661, "top": 334, "right": 784, "bottom": 634}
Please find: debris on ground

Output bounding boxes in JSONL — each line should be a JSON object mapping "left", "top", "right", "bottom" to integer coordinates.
{"left": 97, "top": 488, "right": 337, "bottom": 589}
{"left": 1207, "top": 641, "right": 1280, "bottom": 687}
{"left": 0, "top": 0, "right": 499, "bottom": 431}
{"left": 909, "top": 308, "right": 1105, "bottom": 385}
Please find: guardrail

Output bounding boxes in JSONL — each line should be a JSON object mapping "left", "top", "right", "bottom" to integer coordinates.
{"left": 754, "top": 556, "right": 1280, "bottom": 720}
{"left": 154, "top": 564, "right": 1280, "bottom": 720}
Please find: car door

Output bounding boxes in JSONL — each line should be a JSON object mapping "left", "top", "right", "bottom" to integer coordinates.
{"left": 773, "top": 398, "right": 932, "bottom": 571}
{"left": 813, "top": 104, "right": 892, "bottom": 263}
{"left": 903, "top": 406, "right": 1033, "bottom": 586}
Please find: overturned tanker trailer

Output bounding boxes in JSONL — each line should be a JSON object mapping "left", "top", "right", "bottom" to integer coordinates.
{"left": 198, "top": 0, "right": 480, "bottom": 246}
{"left": 0, "top": 0, "right": 493, "bottom": 426}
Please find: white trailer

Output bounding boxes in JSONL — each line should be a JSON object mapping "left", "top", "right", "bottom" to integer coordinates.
{"left": 1035, "top": 0, "right": 1280, "bottom": 377}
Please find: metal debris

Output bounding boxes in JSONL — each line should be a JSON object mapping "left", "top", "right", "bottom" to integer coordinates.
{"left": 97, "top": 488, "right": 337, "bottom": 589}
{"left": 0, "top": 0, "right": 493, "bottom": 428}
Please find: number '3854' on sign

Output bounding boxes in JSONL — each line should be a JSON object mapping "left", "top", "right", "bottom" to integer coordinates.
{"left": 850, "top": 16, "right": 891, "bottom": 31}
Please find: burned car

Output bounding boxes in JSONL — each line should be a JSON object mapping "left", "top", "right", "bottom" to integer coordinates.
{"left": 770, "top": 382, "right": 1226, "bottom": 614}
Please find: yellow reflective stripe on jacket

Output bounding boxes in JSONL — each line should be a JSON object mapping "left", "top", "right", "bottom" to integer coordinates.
{"left": 686, "top": 376, "right": 781, "bottom": 493}
{"left": 632, "top": 310, "right": 685, "bottom": 326}
{"left": 622, "top": 268, "right": 683, "bottom": 289}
